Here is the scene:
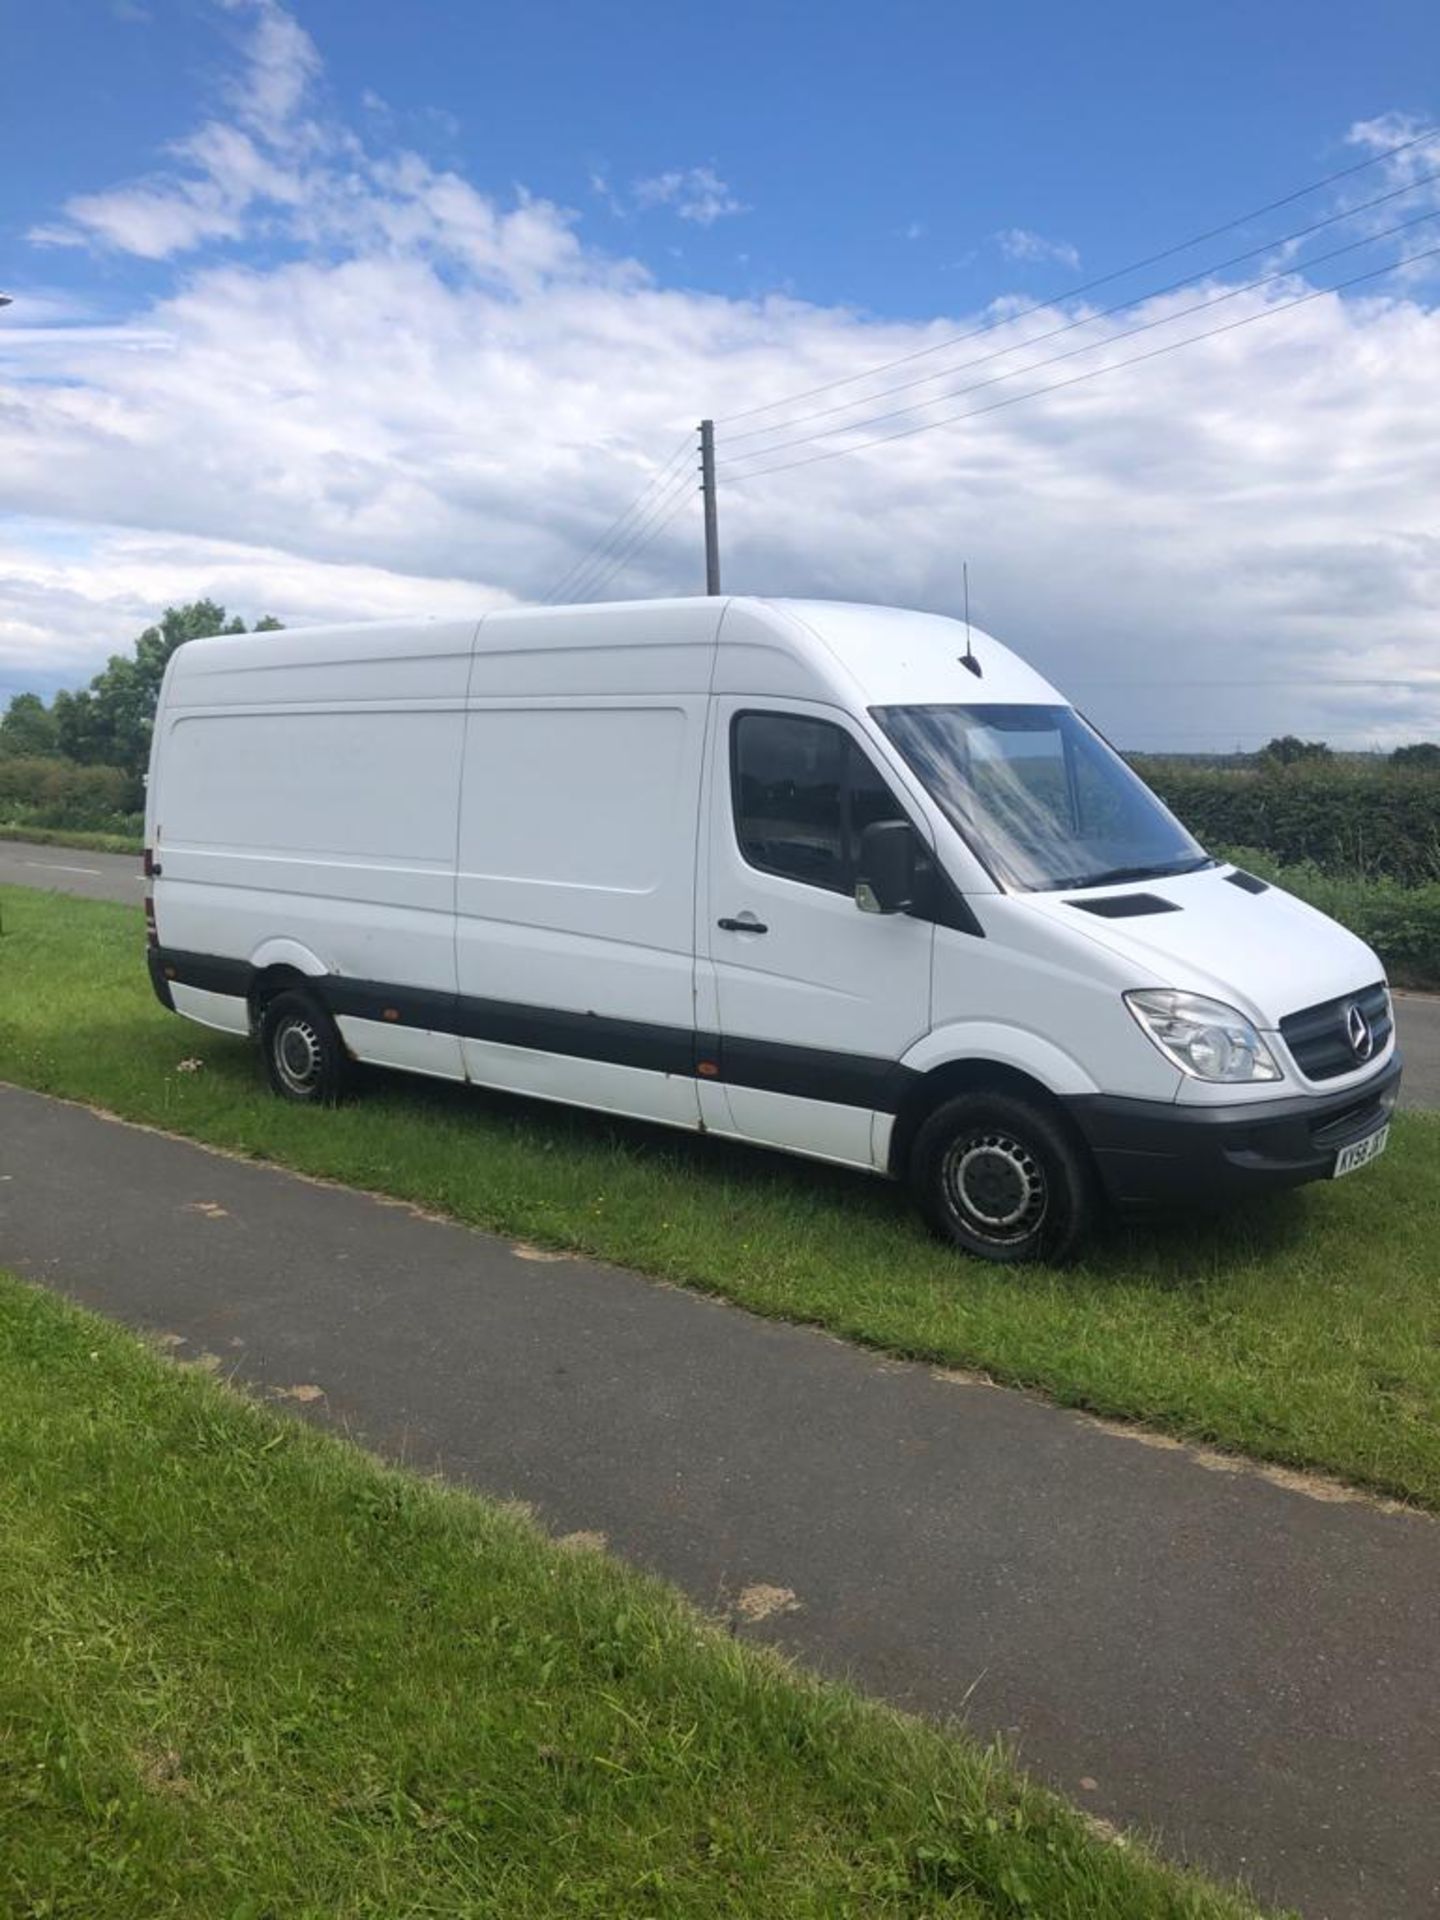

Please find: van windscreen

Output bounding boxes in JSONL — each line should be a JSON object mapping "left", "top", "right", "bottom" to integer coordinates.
{"left": 872, "top": 703, "right": 1211, "bottom": 892}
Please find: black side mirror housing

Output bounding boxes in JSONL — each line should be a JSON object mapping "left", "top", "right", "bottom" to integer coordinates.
{"left": 856, "top": 819, "right": 919, "bottom": 914}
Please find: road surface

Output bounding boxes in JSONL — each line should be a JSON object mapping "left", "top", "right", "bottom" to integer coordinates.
{"left": 2, "top": 1081, "right": 1436, "bottom": 1919}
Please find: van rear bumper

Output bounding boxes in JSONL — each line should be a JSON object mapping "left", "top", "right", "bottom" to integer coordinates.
{"left": 147, "top": 947, "right": 176, "bottom": 1012}
{"left": 1066, "top": 1056, "right": 1403, "bottom": 1211}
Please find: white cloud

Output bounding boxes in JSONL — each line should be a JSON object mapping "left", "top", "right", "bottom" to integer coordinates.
{"left": 3, "top": 13, "right": 1439, "bottom": 751}
{"left": 631, "top": 166, "right": 748, "bottom": 226}
{"left": 0, "top": 520, "right": 514, "bottom": 704}
{"left": 222, "top": 0, "right": 323, "bottom": 144}
{"left": 996, "top": 227, "right": 1082, "bottom": 271}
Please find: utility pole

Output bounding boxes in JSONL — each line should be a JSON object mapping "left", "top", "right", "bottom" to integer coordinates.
{"left": 699, "top": 418, "right": 721, "bottom": 595}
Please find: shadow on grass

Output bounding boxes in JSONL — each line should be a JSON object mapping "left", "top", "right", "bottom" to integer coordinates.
{"left": 1093, "top": 1193, "right": 1310, "bottom": 1279}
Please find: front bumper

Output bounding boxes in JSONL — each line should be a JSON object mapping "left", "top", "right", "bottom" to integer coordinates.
{"left": 1066, "top": 1055, "right": 1403, "bottom": 1211}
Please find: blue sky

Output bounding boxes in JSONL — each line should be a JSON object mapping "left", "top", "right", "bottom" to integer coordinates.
{"left": 2, "top": 0, "right": 1438, "bottom": 746}
{"left": 10, "top": 0, "right": 1440, "bottom": 320}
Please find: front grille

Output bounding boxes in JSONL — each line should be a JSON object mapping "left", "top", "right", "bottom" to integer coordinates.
{"left": 1280, "top": 981, "right": 1391, "bottom": 1082}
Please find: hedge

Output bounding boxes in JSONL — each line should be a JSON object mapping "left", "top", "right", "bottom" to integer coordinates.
{"left": 0, "top": 756, "right": 143, "bottom": 836}
{"left": 1138, "top": 764, "right": 1440, "bottom": 886}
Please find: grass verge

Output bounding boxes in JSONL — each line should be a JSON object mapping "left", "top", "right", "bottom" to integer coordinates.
{"left": 0, "top": 822, "right": 143, "bottom": 856}
{"left": 0, "top": 1272, "right": 1273, "bottom": 1919}
{"left": 2, "top": 885, "right": 1438, "bottom": 1510}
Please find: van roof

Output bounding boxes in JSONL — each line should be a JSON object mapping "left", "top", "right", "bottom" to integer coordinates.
{"left": 473, "top": 596, "right": 1067, "bottom": 708}
{"left": 744, "top": 598, "right": 1065, "bottom": 708}
{"left": 163, "top": 595, "right": 1068, "bottom": 712}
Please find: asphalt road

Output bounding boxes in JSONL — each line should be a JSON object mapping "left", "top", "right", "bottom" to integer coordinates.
{"left": 2, "top": 1082, "right": 1438, "bottom": 1920}
{"left": 2, "top": 837, "right": 1436, "bottom": 1106}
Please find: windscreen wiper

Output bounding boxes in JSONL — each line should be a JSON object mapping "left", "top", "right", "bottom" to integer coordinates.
{"left": 1071, "top": 857, "right": 1214, "bottom": 889}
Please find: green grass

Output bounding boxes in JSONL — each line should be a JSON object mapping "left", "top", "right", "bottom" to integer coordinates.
{"left": 0, "top": 822, "right": 143, "bottom": 856}
{"left": 3, "top": 885, "right": 1439, "bottom": 1510}
{"left": 0, "top": 1272, "right": 1273, "bottom": 1919}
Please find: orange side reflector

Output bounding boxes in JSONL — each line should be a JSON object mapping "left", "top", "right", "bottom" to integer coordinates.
{"left": 383, "top": 1008, "right": 400, "bottom": 1022}
{"left": 697, "top": 1060, "right": 719, "bottom": 1077}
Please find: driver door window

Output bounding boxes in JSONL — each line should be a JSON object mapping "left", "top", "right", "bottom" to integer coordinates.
{"left": 732, "top": 712, "right": 904, "bottom": 892}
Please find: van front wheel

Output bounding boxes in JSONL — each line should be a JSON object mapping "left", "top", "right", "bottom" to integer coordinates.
{"left": 910, "top": 1091, "right": 1095, "bottom": 1265}
{"left": 260, "top": 989, "right": 351, "bottom": 1106}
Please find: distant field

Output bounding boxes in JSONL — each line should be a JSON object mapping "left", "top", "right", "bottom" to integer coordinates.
{"left": 3, "top": 884, "right": 1438, "bottom": 1511}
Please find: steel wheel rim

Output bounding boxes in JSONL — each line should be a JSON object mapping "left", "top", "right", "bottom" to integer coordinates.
{"left": 942, "top": 1130, "right": 1048, "bottom": 1244}
{"left": 274, "top": 1016, "right": 323, "bottom": 1095}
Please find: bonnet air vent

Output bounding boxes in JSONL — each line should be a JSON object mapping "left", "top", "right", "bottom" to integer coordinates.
{"left": 1068, "top": 893, "right": 1182, "bottom": 919}
{"left": 1225, "top": 869, "right": 1270, "bottom": 895}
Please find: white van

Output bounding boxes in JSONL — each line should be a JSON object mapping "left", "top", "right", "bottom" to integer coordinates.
{"left": 144, "top": 598, "right": 1401, "bottom": 1263}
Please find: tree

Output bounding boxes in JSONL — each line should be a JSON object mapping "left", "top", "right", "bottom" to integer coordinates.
{"left": 51, "top": 601, "right": 281, "bottom": 782}
{"left": 1390, "top": 742, "right": 1440, "bottom": 770}
{"left": 0, "top": 692, "right": 58, "bottom": 758}
{"left": 1259, "top": 735, "right": 1332, "bottom": 767}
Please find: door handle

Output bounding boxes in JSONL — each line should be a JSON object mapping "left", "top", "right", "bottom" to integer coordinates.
{"left": 717, "top": 915, "right": 768, "bottom": 934}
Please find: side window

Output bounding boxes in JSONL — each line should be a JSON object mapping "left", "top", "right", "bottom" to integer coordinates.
{"left": 848, "top": 740, "right": 907, "bottom": 846}
{"left": 732, "top": 713, "right": 906, "bottom": 893}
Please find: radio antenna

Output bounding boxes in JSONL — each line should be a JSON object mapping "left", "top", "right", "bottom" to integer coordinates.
{"left": 960, "top": 562, "right": 982, "bottom": 677}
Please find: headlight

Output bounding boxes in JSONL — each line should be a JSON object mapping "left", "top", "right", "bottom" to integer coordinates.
{"left": 1124, "top": 990, "right": 1282, "bottom": 1083}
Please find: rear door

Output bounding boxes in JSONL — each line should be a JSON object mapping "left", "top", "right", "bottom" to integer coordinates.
{"left": 703, "top": 699, "right": 934, "bottom": 1166}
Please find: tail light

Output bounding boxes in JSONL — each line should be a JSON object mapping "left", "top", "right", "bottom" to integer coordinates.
{"left": 143, "top": 847, "right": 158, "bottom": 947}
{"left": 143, "top": 846, "right": 157, "bottom": 879}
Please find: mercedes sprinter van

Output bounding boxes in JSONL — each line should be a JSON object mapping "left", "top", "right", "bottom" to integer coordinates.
{"left": 144, "top": 598, "right": 1402, "bottom": 1262}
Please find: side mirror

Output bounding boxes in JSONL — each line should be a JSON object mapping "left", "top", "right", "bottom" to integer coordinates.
{"left": 855, "top": 819, "right": 919, "bottom": 914}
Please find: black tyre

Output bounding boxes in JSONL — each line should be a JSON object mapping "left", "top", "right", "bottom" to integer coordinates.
{"left": 910, "top": 1089, "right": 1096, "bottom": 1265}
{"left": 259, "top": 988, "right": 351, "bottom": 1106}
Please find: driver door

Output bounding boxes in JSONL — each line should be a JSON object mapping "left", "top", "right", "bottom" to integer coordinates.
{"left": 703, "top": 699, "right": 934, "bottom": 1167}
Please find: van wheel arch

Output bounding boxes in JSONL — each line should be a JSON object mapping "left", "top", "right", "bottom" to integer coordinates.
{"left": 888, "top": 1060, "right": 1093, "bottom": 1182}
{"left": 248, "top": 963, "right": 314, "bottom": 1037}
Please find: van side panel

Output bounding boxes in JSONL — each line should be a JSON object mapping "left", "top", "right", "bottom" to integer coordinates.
{"left": 455, "top": 699, "right": 706, "bottom": 1127}
{"left": 151, "top": 619, "right": 476, "bottom": 1080}
{"left": 454, "top": 603, "right": 721, "bottom": 1130}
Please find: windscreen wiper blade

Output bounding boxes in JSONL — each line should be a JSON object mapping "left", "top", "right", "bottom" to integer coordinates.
{"left": 1071, "top": 857, "right": 1213, "bottom": 889}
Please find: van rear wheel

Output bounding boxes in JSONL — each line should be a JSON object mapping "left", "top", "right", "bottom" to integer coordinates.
{"left": 910, "top": 1090, "right": 1095, "bottom": 1265}
{"left": 260, "top": 989, "right": 350, "bottom": 1106}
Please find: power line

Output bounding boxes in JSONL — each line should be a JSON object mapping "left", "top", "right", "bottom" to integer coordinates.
{"left": 576, "top": 483, "right": 696, "bottom": 603}
{"left": 715, "top": 124, "right": 1438, "bottom": 429}
{"left": 720, "top": 205, "right": 1440, "bottom": 475}
{"left": 572, "top": 469, "right": 698, "bottom": 602}
{"left": 721, "top": 165, "right": 1440, "bottom": 452}
{"left": 721, "top": 239, "right": 1440, "bottom": 484}
{"left": 547, "top": 435, "right": 693, "bottom": 603}
{"left": 543, "top": 432, "right": 694, "bottom": 603}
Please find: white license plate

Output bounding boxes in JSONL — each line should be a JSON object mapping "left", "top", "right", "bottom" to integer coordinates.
{"left": 1333, "top": 1125, "right": 1389, "bottom": 1179}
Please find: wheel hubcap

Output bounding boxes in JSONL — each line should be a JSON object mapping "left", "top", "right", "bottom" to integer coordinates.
{"left": 275, "top": 1017, "right": 323, "bottom": 1094}
{"left": 943, "top": 1131, "right": 1048, "bottom": 1243}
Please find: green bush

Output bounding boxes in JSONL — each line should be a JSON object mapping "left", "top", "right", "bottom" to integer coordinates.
{"left": 0, "top": 756, "right": 142, "bottom": 834}
{"left": 1140, "top": 764, "right": 1440, "bottom": 886}
{"left": 1221, "top": 846, "right": 1440, "bottom": 989}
